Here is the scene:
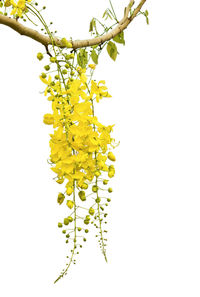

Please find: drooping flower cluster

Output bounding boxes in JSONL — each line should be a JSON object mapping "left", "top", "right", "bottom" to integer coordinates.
{"left": 41, "top": 70, "right": 115, "bottom": 191}
{"left": 39, "top": 52, "right": 117, "bottom": 282}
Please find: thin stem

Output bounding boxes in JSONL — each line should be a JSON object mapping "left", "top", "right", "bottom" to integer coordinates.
{"left": 109, "top": 0, "right": 118, "bottom": 22}
{"left": 54, "top": 181, "right": 77, "bottom": 283}
{"left": 96, "top": 177, "right": 107, "bottom": 262}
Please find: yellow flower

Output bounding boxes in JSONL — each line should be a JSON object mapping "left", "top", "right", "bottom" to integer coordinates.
{"left": 90, "top": 80, "right": 111, "bottom": 103}
{"left": 43, "top": 114, "right": 54, "bottom": 125}
{"left": 89, "top": 64, "right": 96, "bottom": 70}
{"left": 108, "top": 152, "right": 116, "bottom": 162}
{"left": 56, "top": 178, "right": 64, "bottom": 184}
{"left": 10, "top": 0, "right": 29, "bottom": 17}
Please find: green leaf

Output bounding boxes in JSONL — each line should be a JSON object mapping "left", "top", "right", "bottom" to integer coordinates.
{"left": 89, "top": 18, "right": 95, "bottom": 32}
{"left": 144, "top": 10, "right": 149, "bottom": 25}
{"left": 77, "top": 49, "right": 88, "bottom": 68}
{"left": 113, "top": 32, "right": 125, "bottom": 45}
{"left": 107, "top": 41, "right": 118, "bottom": 61}
{"left": 102, "top": 8, "right": 113, "bottom": 20}
{"left": 91, "top": 49, "right": 98, "bottom": 64}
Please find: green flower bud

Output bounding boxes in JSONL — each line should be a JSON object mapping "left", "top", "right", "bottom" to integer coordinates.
{"left": 62, "top": 69, "right": 68, "bottom": 75}
{"left": 92, "top": 185, "right": 98, "bottom": 193}
{"left": 58, "top": 222, "right": 63, "bottom": 228}
{"left": 84, "top": 219, "right": 90, "bottom": 225}
{"left": 41, "top": 72, "right": 47, "bottom": 79}
{"left": 37, "top": 52, "right": 44, "bottom": 61}
{"left": 103, "top": 180, "right": 108, "bottom": 185}
{"left": 50, "top": 57, "right": 56, "bottom": 63}
{"left": 95, "top": 197, "right": 101, "bottom": 203}
{"left": 89, "top": 207, "right": 95, "bottom": 216}
{"left": 108, "top": 187, "right": 113, "bottom": 193}
{"left": 78, "top": 191, "right": 86, "bottom": 201}
{"left": 64, "top": 218, "right": 69, "bottom": 225}
{"left": 44, "top": 65, "right": 50, "bottom": 71}
{"left": 57, "top": 193, "right": 65, "bottom": 205}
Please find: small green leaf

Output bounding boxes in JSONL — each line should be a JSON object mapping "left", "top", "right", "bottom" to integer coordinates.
{"left": 77, "top": 49, "right": 88, "bottom": 68}
{"left": 113, "top": 32, "right": 125, "bottom": 45}
{"left": 107, "top": 41, "right": 118, "bottom": 61}
{"left": 144, "top": 10, "right": 149, "bottom": 24}
{"left": 102, "top": 9, "right": 107, "bottom": 19}
{"left": 102, "top": 8, "right": 113, "bottom": 20}
{"left": 91, "top": 49, "right": 98, "bottom": 64}
{"left": 89, "top": 18, "right": 95, "bottom": 32}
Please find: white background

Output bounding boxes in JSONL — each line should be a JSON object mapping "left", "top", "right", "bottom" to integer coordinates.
{"left": 0, "top": 0, "right": 200, "bottom": 296}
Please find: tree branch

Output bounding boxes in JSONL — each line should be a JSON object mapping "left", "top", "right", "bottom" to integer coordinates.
{"left": 0, "top": 0, "right": 146, "bottom": 49}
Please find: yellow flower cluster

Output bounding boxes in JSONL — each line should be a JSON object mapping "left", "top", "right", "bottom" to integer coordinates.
{"left": 2, "top": 0, "right": 31, "bottom": 17}
{"left": 40, "top": 69, "right": 115, "bottom": 197}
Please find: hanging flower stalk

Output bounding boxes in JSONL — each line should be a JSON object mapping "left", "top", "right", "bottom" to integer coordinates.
{"left": 39, "top": 53, "right": 117, "bottom": 282}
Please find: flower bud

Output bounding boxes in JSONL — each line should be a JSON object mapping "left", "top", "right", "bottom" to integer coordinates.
{"left": 108, "top": 152, "right": 116, "bottom": 162}
{"left": 64, "top": 218, "right": 69, "bottom": 225}
{"left": 57, "top": 193, "right": 65, "bottom": 205}
{"left": 43, "top": 113, "right": 54, "bottom": 125}
{"left": 58, "top": 222, "right": 63, "bottom": 228}
{"left": 92, "top": 185, "right": 98, "bottom": 193}
{"left": 37, "top": 52, "right": 43, "bottom": 61}
{"left": 103, "top": 180, "right": 108, "bottom": 185}
{"left": 89, "top": 207, "right": 95, "bottom": 216}
{"left": 67, "top": 200, "right": 74, "bottom": 209}
{"left": 66, "top": 187, "right": 73, "bottom": 196}
{"left": 50, "top": 57, "right": 56, "bottom": 63}
{"left": 44, "top": 65, "right": 50, "bottom": 71}
{"left": 78, "top": 191, "right": 86, "bottom": 201}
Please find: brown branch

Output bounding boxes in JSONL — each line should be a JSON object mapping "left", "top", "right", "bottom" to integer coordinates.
{"left": 0, "top": 0, "right": 146, "bottom": 49}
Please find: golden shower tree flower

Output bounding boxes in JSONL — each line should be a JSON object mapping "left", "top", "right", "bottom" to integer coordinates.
{"left": 0, "top": 0, "right": 148, "bottom": 283}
